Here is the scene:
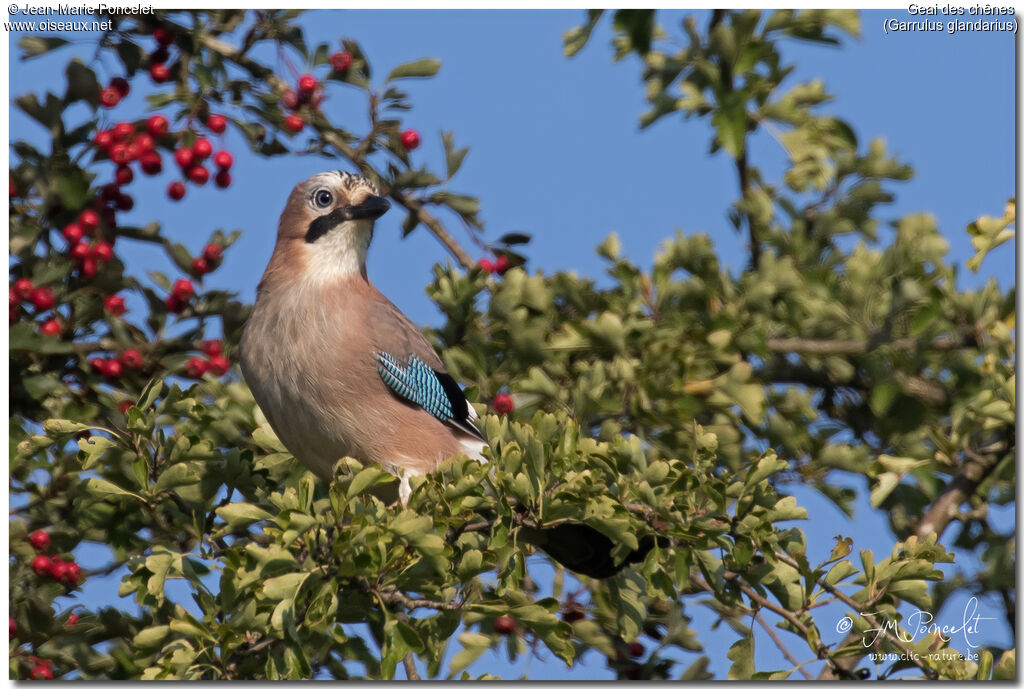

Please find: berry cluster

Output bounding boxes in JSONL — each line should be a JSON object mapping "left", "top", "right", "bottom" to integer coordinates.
{"left": 165, "top": 278, "right": 195, "bottom": 314}
{"left": 478, "top": 255, "right": 510, "bottom": 276}
{"left": 10, "top": 277, "right": 59, "bottom": 331}
{"left": 29, "top": 530, "right": 82, "bottom": 587}
{"left": 280, "top": 73, "right": 323, "bottom": 133}
{"left": 192, "top": 242, "right": 224, "bottom": 276}
{"left": 184, "top": 339, "right": 230, "bottom": 379}
{"left": 148, "top": 27, "right": 176, "bottom": 84}
{"left": 88, "top": 348, "right": 144, "bottom": 380}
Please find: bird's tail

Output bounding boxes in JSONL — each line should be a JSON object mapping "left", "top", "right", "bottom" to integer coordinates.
{"left": 518, "top": 522, "right": 665, "bottom": 579}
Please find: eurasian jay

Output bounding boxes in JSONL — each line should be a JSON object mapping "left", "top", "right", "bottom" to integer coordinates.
{"left": 240, "top": 171, "right": 660, "bottom": 577}
{"left": 240, "top": 171, "right": 485, "bottom": 503}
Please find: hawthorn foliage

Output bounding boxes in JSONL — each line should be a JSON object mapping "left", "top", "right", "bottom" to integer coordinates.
{"left": 9, "top": 9, "right": 1015, "bottom": 680}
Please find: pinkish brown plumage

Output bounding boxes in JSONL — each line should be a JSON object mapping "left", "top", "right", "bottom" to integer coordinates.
{"left": 240, "top": 171, "right": 484, "bottom": 500}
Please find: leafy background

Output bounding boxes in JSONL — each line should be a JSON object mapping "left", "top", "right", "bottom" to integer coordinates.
{"left": 7, "top": 8, "right": 1014, "bottom": 680}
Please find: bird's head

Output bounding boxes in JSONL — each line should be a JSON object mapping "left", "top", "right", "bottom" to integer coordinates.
{"left": 275, "top": 170, "right": 391, "bottom": 281}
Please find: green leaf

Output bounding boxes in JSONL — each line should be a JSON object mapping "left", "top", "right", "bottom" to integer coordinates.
{"left": 347, "top": 465, "right": 395, "bottom": 498}
{"left": 712, "top": 92, "right": 747, "bottom": 159}
{"left": 84, "top": 478, "right": 144, "bottom": 501}
{"left": 387, "top": 58, "right": 441, "bottom": 81}
{"left": 727, "top": 635, "right": 754, "bottom": 680}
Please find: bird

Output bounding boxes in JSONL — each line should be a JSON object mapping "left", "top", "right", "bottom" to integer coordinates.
{"left": 239, "top": 170, "right": 485, "bottom": 504}
{"left": 240, "top": 170, "right": 657, "bottom": 578}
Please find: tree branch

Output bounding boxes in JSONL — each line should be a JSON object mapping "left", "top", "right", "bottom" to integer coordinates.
{"left": 196, "top": 33, "right": 476, "bottom": 271}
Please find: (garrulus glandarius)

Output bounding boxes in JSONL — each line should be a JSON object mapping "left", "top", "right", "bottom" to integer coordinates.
{"left": 241, "top": 171, "right": 659, "bottom": 577}
{"left": 240, "top": 171, "right": 485, "bottom": 503}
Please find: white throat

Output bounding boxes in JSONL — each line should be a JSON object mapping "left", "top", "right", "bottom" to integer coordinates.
{"left": 302, "top": 220, "right": 373, "bottom": 285}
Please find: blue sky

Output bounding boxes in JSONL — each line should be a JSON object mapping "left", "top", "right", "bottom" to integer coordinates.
{"left": 8, "top": 9, "right": 1014, "bottom": 680}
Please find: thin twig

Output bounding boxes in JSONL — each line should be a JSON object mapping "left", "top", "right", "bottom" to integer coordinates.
{"left": 754, "top": 611, "right": 813, "bottom": 680}
{"left": 402, "top": 654, "right": 420, "bottom": 681}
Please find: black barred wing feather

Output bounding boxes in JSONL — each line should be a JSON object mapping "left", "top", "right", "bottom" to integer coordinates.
{"left": 376, "top": 352, "right": 484, "bottom": 441}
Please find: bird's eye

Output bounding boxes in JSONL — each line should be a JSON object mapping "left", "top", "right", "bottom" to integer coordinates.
{"left": 314, "top": 189, "right": 334, "bottom": 208}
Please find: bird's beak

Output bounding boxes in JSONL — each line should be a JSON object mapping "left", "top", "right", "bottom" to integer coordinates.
{"left": 345, "top": 195, "right": 391, "bottom": 221}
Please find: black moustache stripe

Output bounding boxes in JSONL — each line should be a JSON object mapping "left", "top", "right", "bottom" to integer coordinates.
{"left": 305, "top": 207, "right": 347, "bottom": 244}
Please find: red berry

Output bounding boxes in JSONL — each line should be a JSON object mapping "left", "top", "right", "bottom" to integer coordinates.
{"left": 191, "top": 257, "right": 210, "bottom": 274}
{"left": 308, "top": 88, "right": 324, "bottom": 109}
{"left": 202, "top": 244, "right": 223, "bottom": 262}
{"left": 330, "top": 50, "right": 353, "bottom": 72}
{"left": 79, "top": 257, "right": 97, "bottom": 278}
{"left": 214, "top": 170, "right": 232, "bottom": 189}
{"left": 116, "top": 192, "right": 134, "bottom": 211}
{"left": 124, "top": 140, "right": 142, "bottom": 162}
{"left": 495, "top": 255, "right": 510, "bottom": 275}
{"left": 628, "top": 641, "right": 644, "bottom": 658}
{"left": 13, "top": 278, "right": 34, "bottom": 300}
{"left": 494, "top": 616, "right": 517, "bottom": 635}
{"left": 65, "top": 613, "right": 78, "bottom": 627}
{"left": 39, "top": 319, "right": 61, "bottom": 336}
{"left": 9, "top": 305, "right": 18, "bottom": 325}
{"left": 70, "top": 242, "right": 90, "bottom": 261}
{"left": 79, "top": 210, "right": 99, "bottom": 234}
{"left": 200, "top": 339, "right": 222, "bottom": 356}
{"left": 103, "top": 358, "right": 123, "bottom": 378}
{"left": 140, "top": 151, "right": 163, "bottom": 175}
{"left": 153, "top": 27, "right": 174, "bottom": 45}
{"left": 100, "top": 182, "right": 121, "bottom": 203}
{"left": 207, "top": 114, "right": 227, "bottom": 134}
{"left": 187, "top": 164, "right": 209, "bottom": 185}
{"left": 134, "top": 133, "right": 154, "bottom": 153}
{"left": 146, "top": 114, "right": 169, "bottom": 137}
{"left": 207, "top": 354, "right": 230, "bottom": 376}
{"left": 174, "top": 147, "right": 194, "bottom": 168}
{"left": 29, "top": 530, "right": 50, "bottom": 552}
{"left": 31, "top": 554, "right": 52, "bottom": 577}
{"left": 149, "top": 62, "right": 170, "bottom": 83}
{"left": 478, "top": 258, "right": 495, "bottom": 274}
{"left": 493, "top": 393, "right": 514, "bottom": 415}
{"left": 399, "top": 129, "right": 421, "bottom": 151}
{"left": 115, "top": 163, "right": 134, "bottom": 186}
{"left": 109, "top": 142, "right": 130, "bottom": 165}
{"left": 284, "top": 114, "right": 305, "bottom": 133}
{"left": 9, "top": 617, "right": 16, "bottom": 638}
{"left": 298, "top": 74, "right": 317, "bottom": 93}
{"left": 62, "top": 562, "right": 82, "bottom": 586}
{"left": 167, "top": 181, "right": 186, "bottom": 201}
{"left": 104, "top": 294, "right": 126, "bottom": 317}
{"left": 29, "top": 287, "right": 55, "bottom": 310}
{"left": 192, "top": 137, "right": 213, "bottom": 160}
{"left": 184, "top": 357, "right": 208, "bottom": 378}
{"left": 94, "top": 129, "right": 113, "bottom": 148}
{"left": 91, "top": 241, "right": 114, "bottom": 263}
{"left": 172, "top": 278, "right": 195, "bottom": 300}
{"left": 99, "top": 87, "right": 121, "bottom": 108}
{"left": 281, "top": 89, "right": 299, "bottom": 110}
{"left": 112, "top": 121, "right": 134, "bottom": 141}
{"left": 120, "top": 349, "right": 143, "bottom": 370}
{"left": 212, "top": 150, "right": 233, "bottom": 169}
{"left": 88, "top": 357, "right": 105, "bottom": 374}
{"left": 9, "top": 286, "right": 17, "bottom": 306}
{"left": 118, "top": 400, "right": 133, "bottom": 414}
{"left": 30, "top": 664, "right": 54, "bottom": 680}
{"left": 164, "top": 294, "right": 184, "bottom": 313}
{"left": 110, "top": 76, "right": 130, "bottom": 97}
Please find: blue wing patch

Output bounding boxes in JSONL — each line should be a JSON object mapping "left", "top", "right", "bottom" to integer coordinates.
{"left": 376, "top": 352, "right": 484, "bottom": 440}
{"left": 377, "top": 352, "right": 452, "bottom": 420}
